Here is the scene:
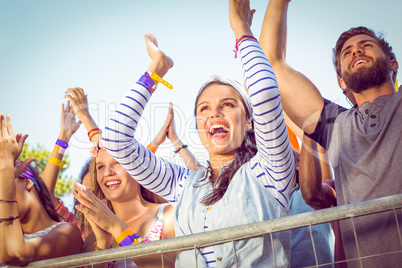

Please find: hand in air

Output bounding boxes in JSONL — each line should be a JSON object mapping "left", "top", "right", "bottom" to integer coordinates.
{"left": 152, "top": 102, "right": 179, "bottom": 147}
{"left": 0, "top": 113, "right": 34, "bottom": 177}
{"left": 60, "top": 100, "right": 82, "bottom": 141}
{"left": 229, "top": 0, "right": 255, "bottom": 38}
{"left": 145, "top": 33, "right": 174, "bottom": 78}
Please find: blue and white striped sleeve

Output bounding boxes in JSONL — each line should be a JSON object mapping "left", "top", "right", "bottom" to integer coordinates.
{"left": 102, "top": 80, "right": 192, "bottom": 205}
{"left": 238, "top": 38, "right": 295, "bottom": 209}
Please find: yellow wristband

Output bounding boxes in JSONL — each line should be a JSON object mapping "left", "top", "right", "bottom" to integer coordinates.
{"left": 53, "top": 145, "right": 66, "bottom": 155}
{"left": 115, "top": 227, "right": 135, "bottom": 244}
{"left": 147, "top": 71, "right": 173, "bottom": 90}
{"left": 49, "top": 157, "right": 63, "bottom": 168}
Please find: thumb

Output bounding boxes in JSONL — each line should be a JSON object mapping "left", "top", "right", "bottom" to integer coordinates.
{"left": 15, "top": 157, "right": 35, "bottom": 178}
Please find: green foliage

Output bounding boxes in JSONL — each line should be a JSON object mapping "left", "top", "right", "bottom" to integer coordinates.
{"left": 19, "top": 143, "right": 74, "bottom": 198}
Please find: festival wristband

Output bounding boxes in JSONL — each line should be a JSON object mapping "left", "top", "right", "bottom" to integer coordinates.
{"left": 54, "top": 144, "right": 66, "bottom": 155}
{"left": 49, "top": 157, "right": 63, "bottom": 168}
{"left": 115, "top": 227, "right": 143, "bottom": 246}
{"left": 147, "top": 71, "right": 173, "bottom": 90}
{"left": 146, "top": 144, "right": 157, "bottom": 153}
{"left": 56, "top": 139, "right": 68, "bottom": 149}
{"left": 139, "top": 72, "right": 156, "bottom": 93}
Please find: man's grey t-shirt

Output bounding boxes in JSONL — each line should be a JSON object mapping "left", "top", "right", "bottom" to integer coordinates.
{"left": 307, "top": 91, "right": 402, "bottom": 267}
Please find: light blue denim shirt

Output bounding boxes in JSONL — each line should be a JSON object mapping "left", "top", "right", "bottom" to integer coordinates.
{"left": 174, "top": 161, "right": 291, "bottom": 267}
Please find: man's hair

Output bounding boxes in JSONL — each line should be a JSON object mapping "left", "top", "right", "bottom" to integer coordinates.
{"left": 333, "top": 26, "right": 397, "bottom": 83}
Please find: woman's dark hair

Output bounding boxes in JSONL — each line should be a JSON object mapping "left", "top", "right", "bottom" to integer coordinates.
{"left": 194, "top": 80, "right": 257, "bottom": 205}
{"left": 27, "top": 165, "right": 60, "bottom": 222}
{"left": 199, "top": 129, "right": 257, "bottom": 205}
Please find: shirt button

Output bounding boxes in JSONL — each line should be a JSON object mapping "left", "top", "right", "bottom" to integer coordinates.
{"left": 207, "top": 207, "right": 211, "bottom": 211}
{"left": 371, "top": 123, "right": 376, "bottom": 127}
{"left": 365, "top": 109, "right": 369, "bottom": 114}
{"left": 370, "top": 114, "right": 376, "bottom": 118}
{"left": 217, "top": 257, "right": 222, "bottom": 262}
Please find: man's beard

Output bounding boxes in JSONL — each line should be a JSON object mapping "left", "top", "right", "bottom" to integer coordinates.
{"left": 342, "top": 56, "right": 390, "bottom": 94}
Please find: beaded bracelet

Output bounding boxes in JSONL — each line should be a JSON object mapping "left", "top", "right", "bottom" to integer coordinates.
{"left": 0, "top": 216, "right": 20, "bottom": 223}
{"left": 115, "top": 227, "right": 143, "bottom": 247}
{"left": 49, "top": 157, "right": 63, "bottom": 168}
{"left": 233, "top": 35, "right": 257, "bottom": 58}
{"left": 146, "top": 144, "right": 157, "bottom": 153}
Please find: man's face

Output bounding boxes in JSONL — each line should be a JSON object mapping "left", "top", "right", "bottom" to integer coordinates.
{"left": 340, "top": 34, "right": 390, "bottom": 93}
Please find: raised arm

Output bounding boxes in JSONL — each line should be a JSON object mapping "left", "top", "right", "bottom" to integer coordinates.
{"left": 42, "top": 101, "right": 81, "bottom": 208}
{"left": 259, "top": 0, "right": 323, "bottom": 134}
{"left": 149, "top": 102, "right": 201, "bottom": 171}
{"left": 230, "top": 0, "right": 294, "bottom": 208}
{"left": 299, "top": 134, "right": 336, "bottom": 210}
{"left": 103, "top": 34, "right": 191, "bottom": 204}
{"left": 0, "top": 115, "right": 81, "bottom": 266}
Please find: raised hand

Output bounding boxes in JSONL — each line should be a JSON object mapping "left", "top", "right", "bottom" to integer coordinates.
{"left": 229, "top": 0, "right": 255, "bottom": 39}
{"left": 64, "top": 87, "right": 89, "bottom": 122}
{"left": 60, "top": 100, "right": 82, "bottom": 141}
{"left": 145, "top": 33, "right": 174, "bottom": 79}
{"left": 151, "top": 102, "right": 179, "bottom": 147}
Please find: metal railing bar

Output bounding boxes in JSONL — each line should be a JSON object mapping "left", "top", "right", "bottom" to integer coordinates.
{"left": 10, "top": 194, "right": 401, "bottom": 268}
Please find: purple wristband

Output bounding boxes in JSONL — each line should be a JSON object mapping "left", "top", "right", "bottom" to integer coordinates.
{"left": 56, "top": 139, "right": 68, "bottom": 149}
{"left": 138, "top": 73, "right": 155, "bottom": 90}
{"left": 119, "top": 233, "right": 141, "bottom": 247}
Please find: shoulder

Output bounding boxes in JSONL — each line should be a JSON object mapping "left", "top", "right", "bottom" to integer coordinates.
{"left": 47, "top": 222, "right": 82, "bottom": 247}
{"left": 161, "top": 204, "right": 175, "bottom": 239}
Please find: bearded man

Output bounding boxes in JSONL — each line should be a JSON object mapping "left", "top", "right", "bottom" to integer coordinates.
{"left": 259, "top": 1, "right": 401, "bottom": 267}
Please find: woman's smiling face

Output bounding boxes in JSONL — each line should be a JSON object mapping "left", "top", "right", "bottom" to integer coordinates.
{"left": 195, "top": 83, "right": 251, "bottom": 156}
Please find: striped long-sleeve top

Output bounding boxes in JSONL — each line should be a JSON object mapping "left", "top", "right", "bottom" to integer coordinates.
{"left": 103, "top": 38, "right": 294, "bottom": 267}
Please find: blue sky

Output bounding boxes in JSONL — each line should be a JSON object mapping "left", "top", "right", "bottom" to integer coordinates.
{"left": 1, "top": 0, "right": 401, "bottom": 208}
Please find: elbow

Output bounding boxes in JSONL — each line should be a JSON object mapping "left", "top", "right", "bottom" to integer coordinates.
{"left": 300, "top": 189, "right": 327, "bottom": 210}
{"left": 0, "top": 249, "right": 32, "bottom": 266}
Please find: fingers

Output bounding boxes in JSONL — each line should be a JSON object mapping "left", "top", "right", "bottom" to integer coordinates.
{"left": 15, "top": 157, "right": 35, "bottom": 178}
{"left": 17, "top": 134, "right": 28, "bottom": 151}
{"left": 0, "top": 113, "right": 6, "bottom": 138}
{"left": 6, "top": 115, "right": 15, "bottom": 138}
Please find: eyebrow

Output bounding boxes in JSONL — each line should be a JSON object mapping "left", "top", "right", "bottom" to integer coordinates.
{"left": 341, "top": 39, "right": 375, "bottom": 55}
{"left": 197, "top": 98, "right": 239, "bottom": 109}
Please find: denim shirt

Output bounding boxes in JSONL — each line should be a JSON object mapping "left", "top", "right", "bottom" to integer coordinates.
{"left": 174, "top": 161, "right": 291, "bottom": 267}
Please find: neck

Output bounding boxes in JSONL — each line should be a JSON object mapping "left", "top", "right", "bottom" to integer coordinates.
{"left": 353, "top": 81, "right": 396, "bottom": 106}
{"left": 209, "top": 153, "right": 236, "bottom": 177}
{"left": 21, "top": 198, "right": 57, "bottom": 234}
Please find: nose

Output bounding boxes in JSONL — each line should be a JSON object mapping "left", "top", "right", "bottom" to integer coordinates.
{"left": 209, "top": 106, "right": 223, "bottom": 119}
{"left": 104, "top": 165, "right": 115, "bottom": 177}
{"left": 352, "top": 44, "right": 364, "bottom": 57}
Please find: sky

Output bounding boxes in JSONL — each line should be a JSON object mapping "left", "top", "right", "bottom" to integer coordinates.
{"left": 1, "top": 0, "right": 401, "bottom": 209}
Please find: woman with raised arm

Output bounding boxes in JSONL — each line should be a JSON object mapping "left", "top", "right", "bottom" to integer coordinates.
{"left": 66, "top": 88, "right": 177, "bottom": 267}
{"left": 75, "top": 1, "right": 294, "bottom": 267}
{"left": 0, "top": 114, "right": 82, "bottom": 267}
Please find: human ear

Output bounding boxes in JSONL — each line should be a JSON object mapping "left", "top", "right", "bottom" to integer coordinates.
{"left": 25, "top": 179, "right": 34, "bottom": 191}
{"left": 339, "top": 77, "right": 348, "bottom": 90}
{"left": 391, "top": 60, "right": 399, "bottom": 72}
{"left": 246, "top": 119, "right": 252, "bottom": 130}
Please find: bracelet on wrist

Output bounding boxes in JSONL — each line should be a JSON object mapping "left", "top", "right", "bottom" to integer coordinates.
{"left": 115, "top": 227, "right": 143, "bottom": 247}
{"left": 49, "top": 157, "right": 63, "bottom": 168}
{"left": 54, "top": 139, "right": 68, "bottom": 155}
{"left": 233, "top": 35, "right": 257, "bottom": 58}
{"left": 174, "top": 144, "right": 188, "bottom": 154}
{"left": 0, "top": 199, "right": 17, "bottom": 203}
{"left": 0, "top": 216, "right": 20, "bottom": 223}
{"left": 146, "top": 144, "right": 157, "bottom": 153}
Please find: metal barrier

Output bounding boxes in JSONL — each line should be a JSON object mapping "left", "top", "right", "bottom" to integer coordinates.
{"left": 7, "top": 194, "right": 402, "bottom": 268}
